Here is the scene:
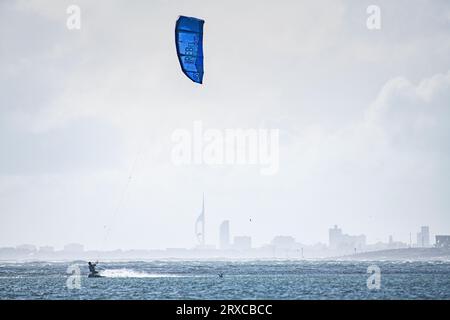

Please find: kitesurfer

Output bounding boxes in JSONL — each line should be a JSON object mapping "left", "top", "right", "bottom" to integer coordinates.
{"left": 88, "top": 261, "right": 99, "bottom": 276}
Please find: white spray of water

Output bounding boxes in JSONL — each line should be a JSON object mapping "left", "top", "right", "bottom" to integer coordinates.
{"left": 99, "top": 269, "right": 179, "bottom": 278}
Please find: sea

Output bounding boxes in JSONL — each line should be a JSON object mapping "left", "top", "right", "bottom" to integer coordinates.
{"left": 0, "top": 260, "right": 449, "bottom": 300}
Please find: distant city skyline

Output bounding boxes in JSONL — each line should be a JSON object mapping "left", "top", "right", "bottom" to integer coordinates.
{"left": 1, "top": 222, "right": 440, "bottom": 254}
{"left": 0, "top": 192, "right": 444, "bottom": 251}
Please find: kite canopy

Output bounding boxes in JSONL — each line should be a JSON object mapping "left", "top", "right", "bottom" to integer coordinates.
{"left": 175, "top": 16, "right": 204, "bottom": 84}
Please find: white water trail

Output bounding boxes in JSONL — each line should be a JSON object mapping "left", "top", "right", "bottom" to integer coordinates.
{"left": 99, "top": 268, "right": 179, "bottom": 278}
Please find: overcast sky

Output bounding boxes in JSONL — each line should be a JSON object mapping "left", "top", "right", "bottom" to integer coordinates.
{"left": 1, "top": 0, "right": 450, "bottom": 250}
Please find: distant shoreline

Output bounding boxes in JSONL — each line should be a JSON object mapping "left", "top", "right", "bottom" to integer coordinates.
{"left": 336, "top": 247, "right": 450, "bottom": 261}
{"left": 1, "top": 248, "right": 450, "bottom": 263}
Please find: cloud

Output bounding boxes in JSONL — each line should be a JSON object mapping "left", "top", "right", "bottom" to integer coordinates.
{"left": 366, "top": 71, "right": 450, "bottom": 154}
{"left": 0, "top": 117, "right": 125, "bottom": 175}
{"left": 271, "top": 70, "right": 450, "bottom": 240}
{"left": 1, "top": 0, "right": 450, "bottom": 247}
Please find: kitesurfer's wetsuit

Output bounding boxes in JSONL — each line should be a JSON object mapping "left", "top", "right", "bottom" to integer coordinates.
{"left": 88, "top": 262, "right": 98, "bottom": 275}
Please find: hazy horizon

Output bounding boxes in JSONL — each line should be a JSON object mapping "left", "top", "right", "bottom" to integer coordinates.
{"left": 1, "top": 0, "right": 450, "bottom": 251}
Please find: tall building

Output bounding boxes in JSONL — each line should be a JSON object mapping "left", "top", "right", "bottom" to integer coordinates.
{"left": 329, "top": 225, "right": 342, "bottom": 250}
{"left": 219, "top": 220, "right": 230, "bottom": 250}
{"left": 417, "top": 226, "right": 430, "bottom": 247}
{"left": 233, "top": 236, "right": 252, "bottom": 251}
{"left": 328, "top": 225, "right": 366, "bottom": 251}
{"left": 421, "top": 226, "right": 430, "bottom": 247}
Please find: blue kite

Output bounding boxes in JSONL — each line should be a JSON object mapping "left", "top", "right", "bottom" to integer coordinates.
{"left": 175, "top": 16, "right": 204, "bottom": 84}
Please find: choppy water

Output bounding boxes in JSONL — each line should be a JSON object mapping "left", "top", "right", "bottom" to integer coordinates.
{"left": 0, "top": 260, "right": 449, "bottom": 299}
